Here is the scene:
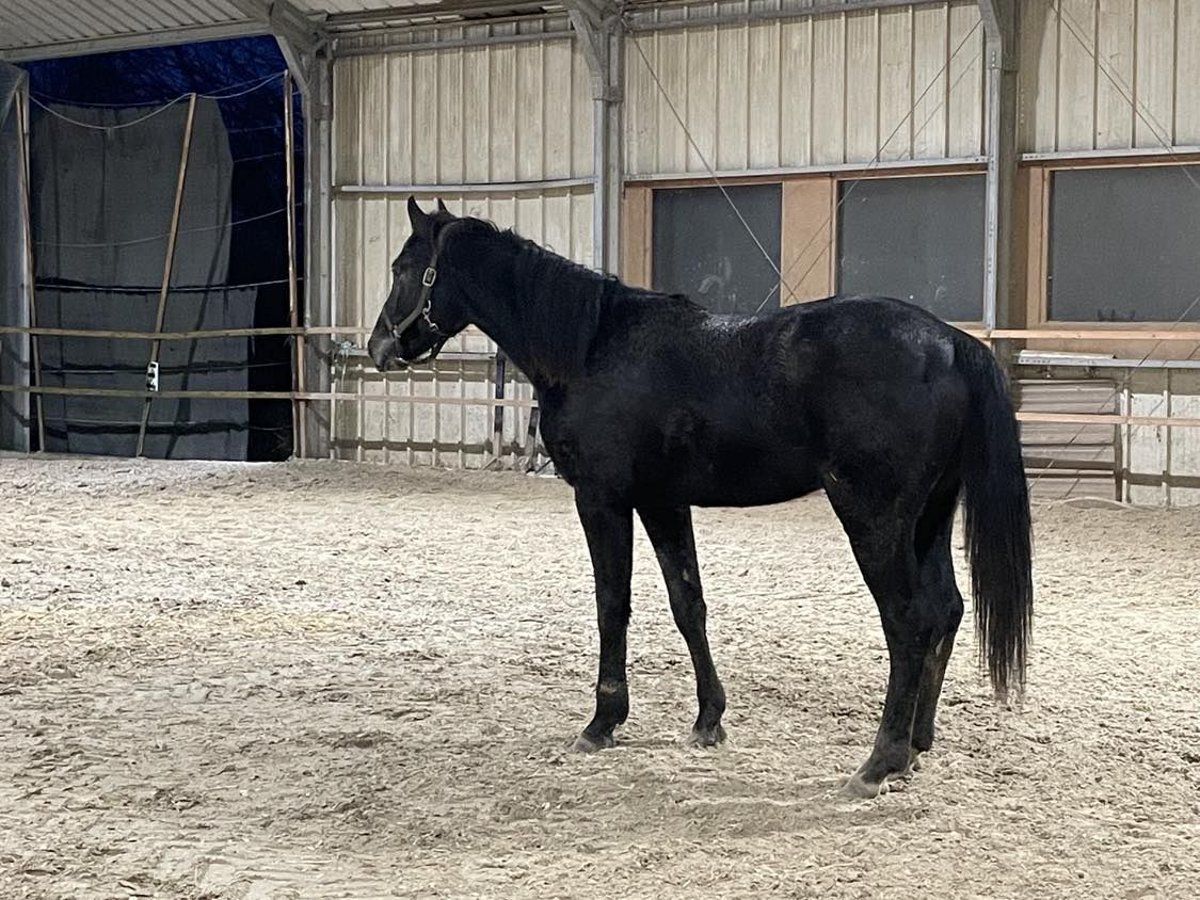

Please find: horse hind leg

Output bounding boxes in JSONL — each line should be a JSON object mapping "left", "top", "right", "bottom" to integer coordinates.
{"left": 908, "top": 627, "right": 958, "bottom": 773}
{"left": 825, "top": 528, "right": 926, "bottom": 796}
{"left": 827, "top": 482, "right": 959, "bottom": 798}
{"left": 908, "top": 487, "right": 965, "bottom": 772}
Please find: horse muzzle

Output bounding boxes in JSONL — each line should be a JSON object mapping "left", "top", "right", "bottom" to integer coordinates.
{"left": 367, "top": 334, "right": 404, "bottom": 372}
{"left": 367, "top": 333, "right": 447, "bottom": 372}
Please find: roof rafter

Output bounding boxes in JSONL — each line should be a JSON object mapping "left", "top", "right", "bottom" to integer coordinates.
{"left": 231, "top": 0, "right": 329, "bottom": 95}
{"left": 0, "top": 19, "right": 271, "bottom": 63}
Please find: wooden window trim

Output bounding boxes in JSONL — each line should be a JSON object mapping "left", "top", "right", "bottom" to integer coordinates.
{"left": 1024, "top": 157, "right": 1200, "bottom": 331}
{"left": 831, "top": 167, "right": 988, "bottom": 330}
{"left": 621, "top": 185, "right": 652, "bottom": 289}
{"left": 622, "top": 163, "right": 988, "bottom": 194}
{"left": 622, "top": 164, "right": 990, "bottom": 330}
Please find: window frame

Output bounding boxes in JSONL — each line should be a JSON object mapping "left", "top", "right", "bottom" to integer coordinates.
{"left": 833, "top": 168, "right": 989, "bottom": 326}
{"left": 1024, "top": 155, "right": 1200, "bottom": 331}
{"left": 623, "top": 163, "right": 989, "bottom": 330}
{"left": 648, "top": 180, "right": 787, "bottom": 317}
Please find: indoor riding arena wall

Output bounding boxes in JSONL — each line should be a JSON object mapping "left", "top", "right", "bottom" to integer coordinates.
{"left": 322, "top": 1, "right": 1200, "bottom": 505}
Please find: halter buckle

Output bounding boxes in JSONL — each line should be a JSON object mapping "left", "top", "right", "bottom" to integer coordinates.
{"left": 421, "top": 266, "right": 437, "bottom": 287}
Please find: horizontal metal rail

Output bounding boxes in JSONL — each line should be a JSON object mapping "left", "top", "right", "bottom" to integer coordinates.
{"left": 990, "top": 328, "right": 1200, "bottom": 341}
{"left": 3, "top": 324, "right": 1198, "bottom": 433}
{"left": 0, "top": 385, "right": 1193, "bottom": 427}
{"left": 0, "top": 325, "right": 308, "bottom": 340}
{"left": 335, "top": 177, "right": 594, "bottom": 195}
{"left": 1016, "top": 411, "right": 1200, "bottom": 429}
{"left": 0, "top": 384, "right": 537, "bottom": 408}
{"left": 4, "top": 324, "right": 1200, "bottom": 343}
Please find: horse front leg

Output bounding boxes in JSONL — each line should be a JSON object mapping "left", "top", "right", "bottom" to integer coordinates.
{"left": 572, "top": 496, "right": 634, "bottom": 752}
{"left": 638, "top": 505, "right": 726, "bottom": 746}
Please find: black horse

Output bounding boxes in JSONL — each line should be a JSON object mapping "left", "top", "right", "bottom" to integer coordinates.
{"left": 368, "top": 198, "right": 1033, "bottom": 798}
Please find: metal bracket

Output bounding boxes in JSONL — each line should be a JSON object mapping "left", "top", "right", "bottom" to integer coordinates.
{"left": 977, "top": 0, "right": 1018, "bottom": 71}
{"left": 563, "top": 1, "right": 625, "bottom": 274}
{"left": 563, "top": 1, "right": 624, "bottom": 102}
{"left": 232, "top": 0, "right": 329, "bottom": 96}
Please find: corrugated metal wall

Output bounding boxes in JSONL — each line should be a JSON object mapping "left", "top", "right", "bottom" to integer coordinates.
{"left": 331, "top": 37, "right": 595, "bottom": 463}
{"left": 1019, "top": 0, "right": 1200, "bottom": 153}
{"left": 624, "top": 0, "right": 987, "bottom": 175}
{"left": 1018, "top": 378, "right": 1120, "bottom": 500}
{"left": 333, "top": 35, "right": 594, "bottom": 185}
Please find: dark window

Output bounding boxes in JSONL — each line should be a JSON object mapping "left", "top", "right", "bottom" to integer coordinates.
{"left": 652, "top": 184, "right": 782, "bottom": 315}
{"left": 1048, "top": 166, "right": 1200, "bottom": 322}
{"left": 837, "top": 173, "right": 985, "bottom": 321}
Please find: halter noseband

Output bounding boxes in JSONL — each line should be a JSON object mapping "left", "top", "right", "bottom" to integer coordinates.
{"left": 381, "top": 221, "right": 459, "bottom": 347}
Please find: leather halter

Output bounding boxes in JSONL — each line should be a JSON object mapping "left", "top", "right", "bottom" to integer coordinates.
{"left": 380, "top": 221, "right": 459, "bottom": 347}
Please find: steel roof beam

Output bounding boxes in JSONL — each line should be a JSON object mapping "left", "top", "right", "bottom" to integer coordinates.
{"left": 0, "top": 20, "right": 270, "bottom": 62}
{"left": 232, "top": 0, "right": 328, "bottom": 95}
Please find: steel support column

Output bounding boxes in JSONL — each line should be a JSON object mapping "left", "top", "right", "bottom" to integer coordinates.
{"left": 565, "top": 1, "right": 624, "bottom": 274}
{"left": 302, "top": 54, "right": 334, "bottom": 458}
{"left": 0, "top": 65, "right": 30, "bottom": 451}
{"left": 236, "top": 0, "right": 331, "bottom": 456}
{"left": 979, "top": 0, "right": 1019, "bottom": 332}
{"left": 232, "top": 0, "right": 326, "bottom": 93}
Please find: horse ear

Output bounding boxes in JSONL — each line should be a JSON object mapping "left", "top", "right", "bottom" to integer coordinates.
{"left": 436, "top": 198, "right": 450, "bottom": 214}
{"left": 407, "top": 196, "right": 430, "bottom": 236}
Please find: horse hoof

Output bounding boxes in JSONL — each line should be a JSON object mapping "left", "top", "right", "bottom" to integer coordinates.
{"left": 572, "top": 732, "right": 615, "bottom": 753}
{"left": 687, "top": 724, "right": 727, "bottom": 747}
{"left": 840, "top": 772, "right": 887, "bottom": 800}
{"left": 907, "top": 749, "right": 924, "bottom": 773}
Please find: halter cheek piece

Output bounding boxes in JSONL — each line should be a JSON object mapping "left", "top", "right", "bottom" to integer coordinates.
{"left": 381, "top": 223, "right": 459, "bottom": 351}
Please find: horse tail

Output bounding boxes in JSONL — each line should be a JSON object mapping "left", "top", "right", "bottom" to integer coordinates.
{"left": 956, "top": 336, "right": 1034, "bottom": 701}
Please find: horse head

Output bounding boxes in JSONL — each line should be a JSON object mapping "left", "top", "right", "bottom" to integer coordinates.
{"left": 368, "top": 197, "right": 470, "bottom": 371}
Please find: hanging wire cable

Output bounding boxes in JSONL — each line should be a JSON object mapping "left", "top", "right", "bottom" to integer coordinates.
{"left": 29, "top": 92, "right": 190, "bottom": 131}
{"left": 29, "top": 71, "right": 288, "bottom": 108}
{"left": 33, "top": 206, "right": 295, "bottom": 249}
{"left": 1052, "top": 4, "right": 1200, "bottom": 195}
{"left": 626, "top": 25, "right": 799, "bottom": 304}
{"left": 200, "top": 70, "right": 287, "bottom": 100}
{"left": 35, "top": 277, "right": 301, "bottom": 294}
{"left": 26, "top": 71, "right": 289, "bottom": 132}
{"left": 754, "top": 18, "right": 984, "bottom": 313}
{"left": 756, "top": 26, "right": 985, "bottom": 310}
{"left": 235, "top": 147, "right": 306, "bottom": 165}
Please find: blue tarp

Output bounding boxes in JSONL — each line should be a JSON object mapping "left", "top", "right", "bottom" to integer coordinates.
{"left": 11, "top": 37, "right": 303, "bottom": 460}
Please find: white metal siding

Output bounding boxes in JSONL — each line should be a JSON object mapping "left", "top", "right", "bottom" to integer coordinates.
{"left": 1019, "top": 370, "right": 1200, "bottom": 506}
{"left": 330, "top": 37, "right": 596, "bottom": 463}
{"left": 623, "top": 1, "right": 986, "bottom": 176}
{"left": 333, "top": 36, "right": 594, "bottom": 187}
{"left": 1019, "top": 0, "right": 1200, "bottom": 153}
{"left": 1018, "top": 379, "right": 1119, "bottom": 500}
{"left": 333, "top": 191, "right": 593, "bottom": 336}
{"left": 1126, "top": 370, "right": 1200, "bottom": 507}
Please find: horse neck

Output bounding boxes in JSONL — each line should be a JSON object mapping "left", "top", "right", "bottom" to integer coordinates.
{"left": 453, "top": 229, "right": 612, "bottom": 388}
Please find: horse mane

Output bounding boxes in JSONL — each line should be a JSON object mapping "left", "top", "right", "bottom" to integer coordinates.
{"left": 476, "top": 223, "right": 700, "bottom": 383}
